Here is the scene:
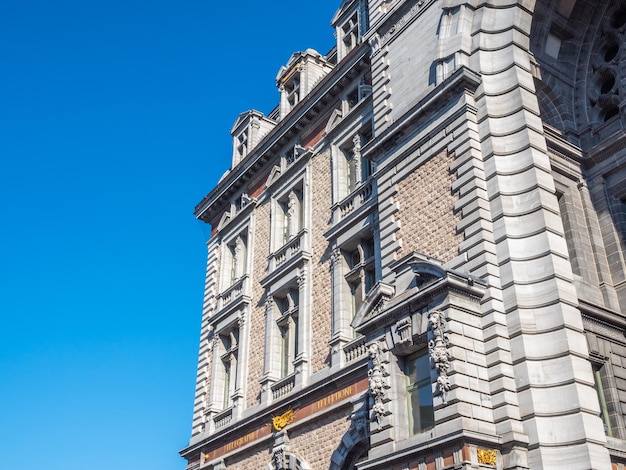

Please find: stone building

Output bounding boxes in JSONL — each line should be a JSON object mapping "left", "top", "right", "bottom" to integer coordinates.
{"left": 180, "top": 0, "right": 626, "bottom": 468}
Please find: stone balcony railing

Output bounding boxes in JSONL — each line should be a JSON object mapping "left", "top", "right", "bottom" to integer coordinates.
{"left": 332, "top": 179, "right": 374, "bottom": 224}
{"left": 216, "top": 275, "right": 249, "bottom": 310}
{"left": 343, "top": 335, "right": 367, "bottom": 362}
{"left": 268, "top": 229, "right": 308, "bottom": 272}
{"left": 271, "top": 373, "right": 296, "bottom": 400}
{"left": 213, "top": 407, "right": 233, "bottom": 430}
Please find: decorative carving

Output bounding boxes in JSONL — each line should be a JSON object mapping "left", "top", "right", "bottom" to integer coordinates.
{"left": 428, "top": 310, "right": 451, "bottom": 402}
{"left": 396, "top": 317, "right": 412, "bottom": 343}
{"left": 271, "top": 408, "right": 295, "bottom": 432}
{"left": 369, "top": 33, "right": 381, "bottom": 55}
{"left": 477, "top": 448, "right": 497, "bottom": 466}
{"left": 272, "top": 448, "right": 285, "bottom": 470}
{"left": 350, "top": 407, "right": 369, "bottom": 436}
{"left": 297, "top": 270, "right": 306, "bottom": 289}
{"left": 353, "top": 134, "right": 362, "bottom": 185}
{"left": 367, "top": 342, "right": 387, "bottom": 422}
{"left": 330, "top": 248, "right": 342, "bottom": 269}
{"left": 265, "top": 296, "right": 274, "bottom": 317}
{"left": 207, "top": 327, "right": 219, "bottom": 352}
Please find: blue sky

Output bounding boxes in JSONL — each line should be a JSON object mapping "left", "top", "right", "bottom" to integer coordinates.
{"left": 0, "top": 2, "right": 337, "bottom": 469}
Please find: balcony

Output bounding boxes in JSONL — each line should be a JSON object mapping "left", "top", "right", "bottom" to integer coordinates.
{"left": 268, "top": 229, "right": 308, "bottom": 272}
{"left": 271, "top": 373, "right": 296, "bottom": 400}
{"left": 332, "top": 179, "right": 374, "bottom": 224}
{"left": 216, "top": 274, "right": 250, "bottom": 311}
{"left": 343, "top": 335, "right": 367, "bottom": 362}
{"left": 213, "top": 407, "right": 233, "bottom": 430}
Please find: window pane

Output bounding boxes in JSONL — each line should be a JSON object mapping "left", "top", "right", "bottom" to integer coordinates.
{"left": 406, "top": 350, "right": 434, "bottom": 434}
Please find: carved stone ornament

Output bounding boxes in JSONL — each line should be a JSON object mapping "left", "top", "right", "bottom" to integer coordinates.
{"left": 367, "top": 342, "right": 387, "bottom": 422}
{"left": 330, "top": 248, "right": 342, "bottom": 270}
{"left": 206, "top": 326, "right": 216, "bottom": 351}
{"left": 273, "top": 448, "right": 285, "bottom": 470}
{"left": 265, "top": 296, "right": 274, "bottom": 317}
{"left": 427, "top": 310, "right": 451, "bottom": 402}
{"left": 396, "top": 317, "right": 412, "bottom": 344}
{"left": 350, "top": 407, "right": 369, "bottom": 436}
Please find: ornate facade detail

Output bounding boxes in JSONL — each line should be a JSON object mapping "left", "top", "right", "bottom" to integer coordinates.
{"left": 396, "top": 317, "right": 412, "bottom": 344}
{"left": 272, "top": 408, "right": 295, "bottom": 432}
{"left": 272, "top": 448, "right": 286, "bottom": 470}
{"left": 297, "top": 270, "right": 306, "bottom": 289}
{"left": 428, "top": 310, "right": 451, "bottom": 402}
{"left": 350, "top": 407, "right": 369, "bottom": 436}
{"left": 265, "top": 295, "right": 274, "bottom": 317}
{"left": 367, "top": 342, "right": 387, "bottom": 422}
{"left": 287, "top": 191, "right": 298, "bottom": 237}
{"left": 237, "top": 309, "right": 246, "bottom": 327}
{"left": 353, "top": 134, "right": 362, "bottom": 185}
{"left": 477, "top": 448, "right": 497, "bottom": 466}
{"left": 330, "top": 248, "right": 342, "bottom": 269}
{"left": 206, "top": 325, "right": 216, "bottom": 351}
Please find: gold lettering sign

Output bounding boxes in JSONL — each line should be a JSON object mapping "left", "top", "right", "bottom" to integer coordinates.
{"left": 315, "top": 384, "right": 354, "bottom": 411}
{"left": 271, "top": 408, "right": 295, "bottom": 431}
{"left": 477, "top": 448, "right": 497, "bottom": 466}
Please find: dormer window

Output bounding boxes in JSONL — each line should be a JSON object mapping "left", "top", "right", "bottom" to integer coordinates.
{"left": 333, "top": 1, "right": 369, "bottom": 61}
{"left": 236, "top": 131, "right": 248, "bottom": 162}
{"left": 341, "top": 12, "right": 359, "bottom": 55}
{"left": 276, "top": 50, "right": 334, "bottom": 120}
{"left": 230, "top": 110, "right": 276, "bottom": 167}
{"left": 286, "top": 75, "right": 300, "bottom": 109}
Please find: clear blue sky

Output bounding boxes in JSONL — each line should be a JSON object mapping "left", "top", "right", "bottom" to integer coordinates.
{"left": 0, "top": 2, "right": 337, "bottom": 469}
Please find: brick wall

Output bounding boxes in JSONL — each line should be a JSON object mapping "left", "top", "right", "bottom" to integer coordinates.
{"left": 247, "top": 199, "right": 271, "bottom": 407}
{"left": 223, "top": 441, "right": 272, "bottom": 469}
{"left": 289, "top": 407, "right": 352, "bottom": 468}
{"left": 395, "top": 150, "right": 461, "bottom": 263}
{"left": 309, "top": 148, "right": 334, "bottom": 373}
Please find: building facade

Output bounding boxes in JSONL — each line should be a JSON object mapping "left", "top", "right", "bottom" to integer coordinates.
{"left": 180, "top": 0, "right": 626, "bottom": 468}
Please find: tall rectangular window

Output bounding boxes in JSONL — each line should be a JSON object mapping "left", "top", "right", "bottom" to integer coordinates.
{"left": 219, "top": 327, "right": 239, "bottom": 409}
{"left": 278, "top": 189, "right": 303, "bottom": 245}
{"left": 339, "top": 127, "right": 374, "bottom": 197}
{"left": 405, "top": 350, "right": 434, "bottom": 434}
{"left": 344, "top": 235, "right": 377, "bottom": 319}
{"left": 275, "top": 288, "right": 299, "bottom": 377}
{"left": 226, "top": 234, "right": 248, "bottom": 285}
{"left": 341, "top": 12, "right": 359, "bottom": 55}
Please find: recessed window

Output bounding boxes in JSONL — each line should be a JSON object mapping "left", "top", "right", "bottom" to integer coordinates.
{"left": 275, "top": 288, "right": 299, "bottom": 377}
{"left": 276, "top": 188, "right": 303, "bottom": 248}
{"left": 344, "top": 236, "right": 376, "bottom": 319}
{"left": 405, "top": 349, "right": 434, "bottom": 434}
{"left": 219, "top": 326, "right": 239, "bottom": 409}
{"left": 341, "top": 12, "right": 359, "bottom": 55}
{"left": 225, "top": 233, "right": 248, "bottom": 287}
